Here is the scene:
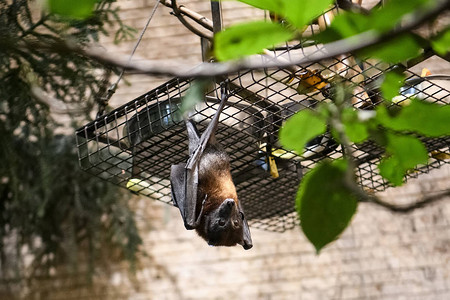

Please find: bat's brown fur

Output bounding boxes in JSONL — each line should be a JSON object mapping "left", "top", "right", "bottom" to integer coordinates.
{"left": 198, "top": 145, "right": 238, "bottom": 210}
{"left": 195, "top": 143, "right": 246, "bottom": 247}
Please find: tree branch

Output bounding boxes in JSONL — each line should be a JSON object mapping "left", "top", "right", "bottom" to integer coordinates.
{"left": 160, "top": 0, "right": 299, "bottom": 73}
{"left": 30, "top": 86, "right": 90, "bottom": 115}
{"left": 361, "top": 189, "right": 450, "bottom": 213}
{"left": 160, "top": 0, "right": 213, "bottom": 32}
{"left": 13, "top": 0, "right": 450, "bottom": 79}
{"left": 166, "top": 0, "right": 213, "bottom": 40}
{"left": 326, "top": 82, "right": 450, "bottom": 214}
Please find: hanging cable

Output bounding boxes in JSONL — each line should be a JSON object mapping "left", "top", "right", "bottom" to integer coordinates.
{"left": 97, "top": 0, "right": 161, "bottom": 117}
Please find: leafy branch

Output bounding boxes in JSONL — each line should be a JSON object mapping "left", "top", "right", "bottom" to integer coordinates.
{"left": 2, "top": 0, "right": 447, "bottom": 78}
{"left": 0, "top": 0, "right": 141, "bottom": 286}
{"left": 316, "top": 82, "right": 450, "bottom": 214}
{"left": 208, "top": 0, "right": 450, "bottom": 252}
{"left": 280, "top": 79, "right": 450, "bottom": 252}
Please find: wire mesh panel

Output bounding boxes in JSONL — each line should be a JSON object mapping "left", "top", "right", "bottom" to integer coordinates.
{"left": 76, "top": 39, "right": 450, "bottom": 232}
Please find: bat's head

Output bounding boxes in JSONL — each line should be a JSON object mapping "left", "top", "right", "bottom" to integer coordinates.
{"left": 196, "top": 198, "right": 253, "bottom": 250}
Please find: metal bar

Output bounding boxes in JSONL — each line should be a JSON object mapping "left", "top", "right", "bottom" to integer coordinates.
{"left": 210, "top": 0, "right": 223, "bottom": 33}
{"left": 201, "top": 37, "right": 210, "bottom": 62}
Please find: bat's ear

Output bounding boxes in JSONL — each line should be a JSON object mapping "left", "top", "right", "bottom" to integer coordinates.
{"left": 241, "top": 217, "right": 253, "bottom": 250}
{"left": 238, "top": 202, "right": 253, "bottom": 250}
{"left": 239, "top": 219, "right": 253, "bottom": 250}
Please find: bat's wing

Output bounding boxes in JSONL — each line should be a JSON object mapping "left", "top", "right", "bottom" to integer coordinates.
{"left": 171, "top": 91, "right": 229, "bottom": 230}
{"left": 170, "top": 162, "right": 199, "bottom": 229}
{"left": 170, "top": 163, "right": 186, "bottom": 210}
{"left": 186, "top": 119, "right": 201, "bottom": 155}
{"left": 170, "top": 120, "right": 201, "bottom": 230}
{"left": 238, "top": 201, "right": 253, "bottom": 250}
{"left": 186, "top": 92, "right": 228, "bottom": 170}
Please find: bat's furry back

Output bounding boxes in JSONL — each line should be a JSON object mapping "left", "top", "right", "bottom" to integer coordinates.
{"left": 198, "top": 142, "right": 237, "bottom": 207}
{"left": 195, "top": 141, "right": 250, "bottom": 248}
{"left": 171, "top": 118, "right": 252, "bottom": 250}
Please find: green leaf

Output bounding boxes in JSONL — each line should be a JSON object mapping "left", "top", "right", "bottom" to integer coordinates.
{"left": 431, "top": 28, "right": 450, "bottom": 55}
{"left": 378, "top": 133, "right": 428, "bottom": 186}
{"left": 237, "top": 0, "right": 286, "bottom": 16}
{"left": 47, "top": 0, "right": 96, "bottom": 19}
{"left": 381, "top": 71, "right": 405, "bottom": 101}
{"left": 325, "top": 12, "right": 369, "bottom": 38}
{"left": 282, "top": 0, "right": 334, "bottom": 29}
{"left": 359, "top": 34, "right": 422, "bottom": 63}
{"left": 214, "top": 21, "right": 294, "bottom": 61}
{"left": 369, "top": 0, "right": 428, "bottom": 33}
{"left": 180, "top": 79, "right": 211, "bottom": 115}
{"left": 279, "top": 109, "right": 327, "bottom": 154}
{"left": 238, "top": 0, "right": 333, "bottom": 29}
{"left": 378, "top": 156, "right": 404, "bottom": 186}
{"left": 319, "top": 0, "right": 427, "bottom": 42}
{"left": 341, "top": 108, "right": 369, "bottom": 143}
{"left": 376, "top": 100, "right": 450, "bottom": 137}
{"left": 297, "top": 159, "right": 357, "bottom": 253}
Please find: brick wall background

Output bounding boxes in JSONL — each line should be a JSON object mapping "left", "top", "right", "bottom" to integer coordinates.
{"left": 9, "top": 0, "right": 450, "bottom": 299}
{"left": 20, "top": 166, "right": 450, "bottom": 299}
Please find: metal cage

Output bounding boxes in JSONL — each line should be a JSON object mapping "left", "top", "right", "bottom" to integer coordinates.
{"left": 76, "top": 19, "right": 450, "bottom": 232}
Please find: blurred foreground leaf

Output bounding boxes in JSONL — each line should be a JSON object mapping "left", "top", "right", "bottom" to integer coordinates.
{"left": 431, "top": 28, "right": 450, "bottom": 55}
{"left": 360, "top": 34, "right": 422, "bottom": 64}
{"left": 341, "top": 108, "right": 370, "bottom": 143}
{"left": 214, "top": 21, "right": 293, "bottom": 61}
{"left": 381, "top": 71, "right": 406, "bottom": 101}
{"left": 297, "top": 159, "right": 357, "bottom": 253}
{"left": 47, "top": 0, "right": 97, "bottom": 19}
{"left": 279, "top": 109, "right": 327, "bottom": 154}
{"left": 180, "top": 79, "right": 212, "bottom": 115}
{"left": 376, "top": 100, "right": 450, "bottom": 137}
{"left": 282, "top": 0, "right": 334, "bottom": 29}
{"left": 378, "top": 133, "right": 428, "bottom": 186}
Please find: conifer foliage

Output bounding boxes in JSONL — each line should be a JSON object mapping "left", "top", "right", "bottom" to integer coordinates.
{"left": 0, "top": 0, "right": 141, "bottom": 282}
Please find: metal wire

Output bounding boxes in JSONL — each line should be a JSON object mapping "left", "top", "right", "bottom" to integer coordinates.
{"left": 78, "top": 25, "right": 450, "bottom": 232}
{"left": 97, "top": 0, "right": 161, "bottom": 117}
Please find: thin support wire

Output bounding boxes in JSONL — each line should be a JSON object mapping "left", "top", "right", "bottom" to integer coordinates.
{"left": 97, "top": 0, "right": 161, "bottom": 117}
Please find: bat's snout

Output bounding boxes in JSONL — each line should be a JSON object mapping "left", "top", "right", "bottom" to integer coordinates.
{"left": 219, "top": 198, "right": 236, "bottom": 215}
{"left": 224, "top": 198, "right": 235, "bottom": 207}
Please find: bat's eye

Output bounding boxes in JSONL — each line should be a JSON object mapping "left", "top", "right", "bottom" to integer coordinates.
{"left": 219, "top": 219, "right": 226, "bottom": 226}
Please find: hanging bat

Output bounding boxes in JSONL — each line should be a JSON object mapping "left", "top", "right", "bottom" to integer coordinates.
{"left": 170, "top": 92, "right": 253, "bottom": 250}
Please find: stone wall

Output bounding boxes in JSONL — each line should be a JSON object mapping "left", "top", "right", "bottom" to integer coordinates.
{"left": 11, "top": 0, "right": 450, "bottom": 299}
{"left": 21, "top": 166, "right": 450, "bottom": 299}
